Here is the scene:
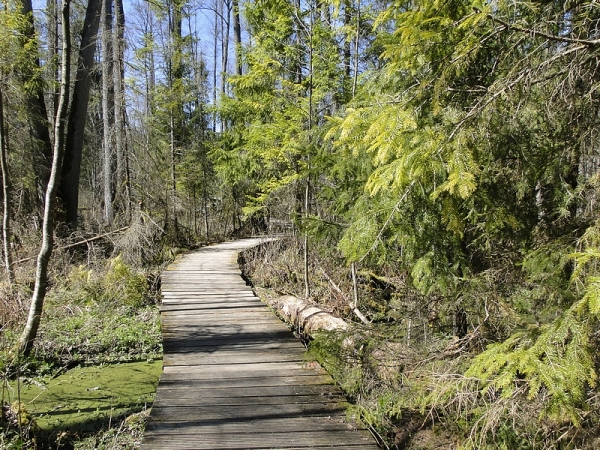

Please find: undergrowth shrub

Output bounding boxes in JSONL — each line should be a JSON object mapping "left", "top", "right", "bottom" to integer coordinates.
{"left": 55, "top": 255, "right": 150, "bottom": 308}
{"left": 104, "top": 256, "right": 149, "bottom": 307}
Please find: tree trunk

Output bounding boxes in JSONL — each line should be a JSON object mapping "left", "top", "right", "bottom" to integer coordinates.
{"left": 17, "top": 0, "right": 53, "bottom": 198}
{"left": 343, "top": 0, "right": 351, "bottom": 79}
{"left": 102, "top": 0, "right": 114, "bottom": 225}
{"left": 170, "top": 110, "right": 178, "bottom": 234}
{"left": 212, "top": 0, "right": 219, "bottom": 131}
{"left": 221, "top": 0, "right": 231, "bottom": 95}
{"left": 0, "top": 87, "right": 15, "bottom": 285}
{"left": 352, "top": 0, "right": 360, "bottom": 97}
{"left": 144, "top": 1, "right": 155, "bottom": 198}
{"left": 59, "top": 0, "right": 101, "bottom": 228}
{"left": 232, "top": 0, "right": 242, "bottom": 76}
{"left": 113, "top": 0, "right": 128, "bottom": 220}
{"left": 19, "top": 0, "right": 71, "bottom": 356}
{"left": 202, "top": 161, "right": 210, "bottom": 240}
{"left": 303, "top": 9, "right": 314, "bottom": 300}
{"left": 47, "top": 0, "right": 59, "bottom": 123}
{"left": 167, "top": 0, "right": 184, "bottom": 236}
{"left": 303, "top": 178, "right": 310, "bottom": 299}
{"left": 146, "top": 5, "right": 156, "bottom": 115}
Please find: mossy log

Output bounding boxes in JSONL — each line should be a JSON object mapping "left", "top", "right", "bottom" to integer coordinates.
{"left": 264, "top": 295, "right": 348, "bottom": 334}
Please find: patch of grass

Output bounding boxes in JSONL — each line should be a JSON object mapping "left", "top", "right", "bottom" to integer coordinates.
{"left": 35, "top": 305, "right": 162, "bottom": 368}
{"left": 73, "top": 409, "right": 151, "bottom": 450}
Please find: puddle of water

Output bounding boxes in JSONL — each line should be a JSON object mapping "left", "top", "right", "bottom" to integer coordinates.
{"left": 4, "top": 360, "right": 162, "bottom": 432}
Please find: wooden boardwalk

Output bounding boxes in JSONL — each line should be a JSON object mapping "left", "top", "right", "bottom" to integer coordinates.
{"left": 140, "top": 238, "right": 379, "bottom": 450}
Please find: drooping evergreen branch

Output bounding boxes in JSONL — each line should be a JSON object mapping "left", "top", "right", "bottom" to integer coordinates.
{"left": 483, "top": 10, "right": 600, "bottom": 47}
{"left": 358, "top": 181, "right": 414, "bottom": 264}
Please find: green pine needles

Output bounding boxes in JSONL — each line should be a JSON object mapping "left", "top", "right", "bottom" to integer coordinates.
{"left": 468, "top": 224, "right": 600, "bottom": 426}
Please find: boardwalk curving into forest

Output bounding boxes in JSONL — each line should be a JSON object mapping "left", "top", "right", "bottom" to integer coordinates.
{"left": 140, "top": 238, "right": 379, "bottom": 449}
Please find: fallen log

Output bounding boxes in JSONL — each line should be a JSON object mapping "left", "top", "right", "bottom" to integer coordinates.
{"left": 264, "top": 294, "right": 348, "bottom": 334}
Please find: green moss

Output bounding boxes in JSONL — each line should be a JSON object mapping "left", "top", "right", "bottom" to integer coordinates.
{"left": 5, "top": 360, "right": 161, "bottom": 432}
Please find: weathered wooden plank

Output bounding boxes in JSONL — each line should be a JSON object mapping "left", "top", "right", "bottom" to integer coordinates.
{"left": 160, "top": 370, "right": 335, "bottom": 390}
{"left": 156, "top": 383, "right": 337, "bottom": 397}
{"left": 160, "top": 364, "right": 328, "bottom": 381}
{"left": 162, "top": 298, "right": 257, "bottom": 304}
{"left": 144, "top": 417, "right": 357, "bottom": 434}
{"left": 161, "top": 292, "right": 257, "bottom": 296}
{"left": 141, "top": 445, "right": 375, "bottom": 450}
{"left": 152, "top": 393, "right": 345, "bottom": 407}
{"left": 161, "top": 310, "right": 274, "bottom": 319}
{"left": 161, "top": 330, "right": 297, "bottom": 345}
{"left": 160, "top": 304, "right": 268, "bottom": 313}
{"left": 162, "top": 280, "right": 247, "bottom": 284}
{"left": 161, "top": 323, "right": 294, "bottom": 335}
{"left": 162, "top": 279, "right": 243, "bottom": 284}
{"left": 162, "top": 291, "right": 255, "bottom": 296}
{"left": 163, "top": 355, "right": 303, "bottom": 366}
{"left": 162, "top": 340, "right": 301, "bottom": 352}
{"left": 140, "top": 431, "right": 376, "bottom": 449}
{"left": 161, "top": 311, "right": 280, "bottom": 321}
{"left": 161, "top": 318, "right": 285, "bottom": 328}
{"left": 160, "top": 301, "right": 260, "bottom": 307}
{"left": 147, "top": 403, "right": 348, "bottom": 422}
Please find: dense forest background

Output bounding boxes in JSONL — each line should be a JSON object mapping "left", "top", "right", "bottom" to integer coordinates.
{"left": 2, "top": 0, "right": 600, "bottom": 448}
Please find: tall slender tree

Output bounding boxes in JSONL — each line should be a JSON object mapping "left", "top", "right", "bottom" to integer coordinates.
{"left": 113, "top": 0, "right": 129, "bottom": 220}
{"left": 19, "top": 0, "right": 71, "bottom": 355}
{"left": 232, "top": 0, "right": 242, "bottom": 76}
{"left": 0, "top": 86, "right": 14, "bottom": 285}
{"left": 101, "top": 0, "right": 114, "bottom": 225}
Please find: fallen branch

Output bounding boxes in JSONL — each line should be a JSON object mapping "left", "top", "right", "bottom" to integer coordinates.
{"left": 16, "top": 226, "right": 129, "bottom": 264}
{"left": 319, "top": 266, "right": 370, "bottom": 325}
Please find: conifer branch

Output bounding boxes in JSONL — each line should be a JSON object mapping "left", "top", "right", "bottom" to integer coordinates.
{"left": 483, "top": 11, "right": 600, "bottom": 47}
{"left": 448, "top": 69, "right": 527, "bottom": 141}
{"left": 358, "top": 181, "right": 415, "bottom": 263}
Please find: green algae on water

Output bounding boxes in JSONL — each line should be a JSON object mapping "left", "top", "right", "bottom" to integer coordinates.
{"left": 5, "top": 360, "right": 162, "bottom": 432}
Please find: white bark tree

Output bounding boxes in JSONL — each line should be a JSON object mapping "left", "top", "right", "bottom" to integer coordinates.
{"left": 19, "top": 0, "right": 71, "bottom": 356}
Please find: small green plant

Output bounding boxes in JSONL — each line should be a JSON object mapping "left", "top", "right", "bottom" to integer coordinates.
{"left": 102, "top": 256, "right": 148, "bottom": 307}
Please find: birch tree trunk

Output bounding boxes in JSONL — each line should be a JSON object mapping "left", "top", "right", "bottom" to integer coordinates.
{"left": 47, "top": 0, "right": 59, "bottom": 123}
{"left": 221, "top": 0, "right": 231, "bottom": 95}
{"left": 0, "top": 86, "right": 14, "bottom": 285}
{"left": 19, "top": 0, "right": 71, "bottom": 356}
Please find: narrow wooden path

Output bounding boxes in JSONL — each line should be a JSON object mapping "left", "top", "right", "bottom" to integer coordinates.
{"left": 140, "top": 238, "right": 379, "bottom": 450}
